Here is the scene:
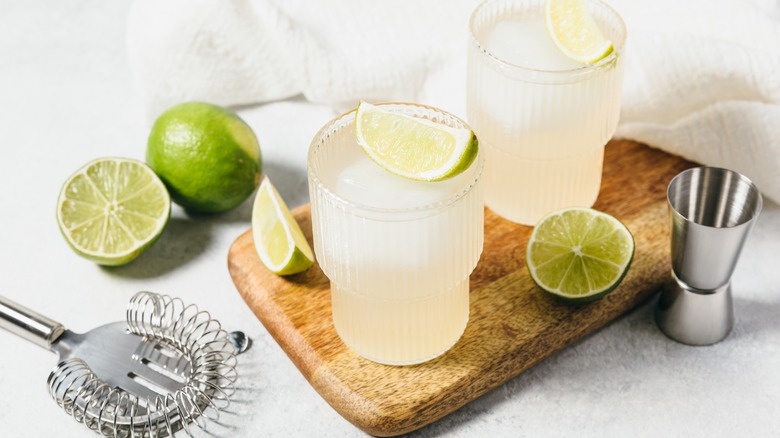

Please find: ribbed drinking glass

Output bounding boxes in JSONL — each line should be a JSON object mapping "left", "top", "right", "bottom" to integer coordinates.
{"left": 468, "top": 0, "right": 626, "bottom": 225}
{"left": 308, "top": 103, "right": 485, "bottom": 365}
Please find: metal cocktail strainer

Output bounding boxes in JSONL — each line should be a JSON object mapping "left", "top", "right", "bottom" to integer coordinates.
{"left": 0, "top": 291, "right": 246, "bottom": 437}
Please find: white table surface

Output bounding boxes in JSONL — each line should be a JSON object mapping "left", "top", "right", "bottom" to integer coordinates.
{"left": 1, "top": 1, "right": 779, "bottom": 437}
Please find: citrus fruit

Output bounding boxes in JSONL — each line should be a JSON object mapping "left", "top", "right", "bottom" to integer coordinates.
{"left": 56, "top": 158, "right": 170, "bottom": 266}
{"left": 354, "top": 101, "right": 478, "bottom": 181}
{"left": 545, "top": 0, "right": 614, "bottom": 64}
{"left": 146, "top": 102, "right": 262, "bottom": 213}
{"left": 526, "top": 207, "right": 634, "bottom": 302}
{"left": 252, "top": 177, "right": 314, "bottom": 276}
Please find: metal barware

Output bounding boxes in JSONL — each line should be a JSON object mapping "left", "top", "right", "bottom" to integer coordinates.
{"left": 0, "top": 291, "right": 246, "bottom": 436}
{"left": 655, "top": 167, "right": 762, "bottom": 345}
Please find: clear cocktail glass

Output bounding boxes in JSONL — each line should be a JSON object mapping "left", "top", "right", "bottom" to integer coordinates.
{"left": 468, "top": 0, "right": 626, "bottom": 225}
{"left": 308, "top": 103, "right": 485, "bottom": 365}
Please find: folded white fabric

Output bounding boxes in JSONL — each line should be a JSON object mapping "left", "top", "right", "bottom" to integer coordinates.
{"left": 611, "top": 0, "right": 780, "bottom": 203}
{"left": 127, "top": 0, "right": 780, "bottom": 201}
{"left": 127, "top": 0, "right": 478, "bottom": 115}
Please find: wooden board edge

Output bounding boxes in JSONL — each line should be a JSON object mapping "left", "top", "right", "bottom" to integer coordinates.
{"left": 224, "top": 143, "right": 690, "bottom": 436}
{"left": 329, "top": 287, "right": 663, "bottom": 436}
{"left": 294, "top": 200, "right": 673, "bottom": 436}
{"left": 227, "top": 229, "right": 326, "bottom": 381}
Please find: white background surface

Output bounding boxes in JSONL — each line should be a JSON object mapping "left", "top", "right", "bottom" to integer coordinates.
{"left": 1, "top": 1, "right": 779, "bottom": 437}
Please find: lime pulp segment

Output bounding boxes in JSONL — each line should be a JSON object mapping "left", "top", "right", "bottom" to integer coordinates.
{"left": 354, "top": 101, "right": 478, "bottom": 181}
{"left": 545, "top": 0, "right": 614, "bottom": 64}
{"left": 527, "top": 208, "right": 634, "bottom": 301}
{"left": 252, "top": 177, "right": 314, "bottom": 276}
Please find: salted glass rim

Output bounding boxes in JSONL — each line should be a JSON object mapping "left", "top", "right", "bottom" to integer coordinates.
{"left": 469, "top": 0, "right": 627, "bottom": 81}
{"left": 307, "top": 102, "right": 484, "bottom": 217}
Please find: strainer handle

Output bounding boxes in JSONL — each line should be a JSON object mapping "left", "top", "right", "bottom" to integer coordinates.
{"left": 0, "top": 295, "right": 65, "bottom": 349}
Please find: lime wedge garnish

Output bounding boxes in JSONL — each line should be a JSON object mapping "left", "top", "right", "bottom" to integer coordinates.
{"left": 252, "top": 177, "right": 314, "bottom": 276}
{"left": 56, "top": 158, "right": 170, "bottom": 266}
{"left": 526, "top": 208, "right": 634, "bottom": 302}
{"left": 354, "top": 101, "right": 478, "bottom": 181}
{"left": 545, "top": 0, "right": 614, "bottom": 64}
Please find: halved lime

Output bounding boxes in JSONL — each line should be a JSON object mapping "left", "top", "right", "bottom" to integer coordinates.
{"left": 354, "top": 101, "right": 478, "bottom": 181}
{"left": 545, "top": 0, "right": 614, "bottom": 64}
{"left": 56, "top": 158, "right": 171, "bottom": 266}
{"left": 252, "top": 177, "right": 314, "bottom": 276}
{"left": 526, "top": 208, "right": 634, "bottom": 302}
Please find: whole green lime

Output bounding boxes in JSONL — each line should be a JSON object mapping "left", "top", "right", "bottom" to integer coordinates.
{"left": 146, "top": 102, "right": 262, "bottom": 213}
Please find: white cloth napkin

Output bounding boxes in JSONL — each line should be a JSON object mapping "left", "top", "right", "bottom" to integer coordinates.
{"left": 127, "top": 0, "right": 780, "bottom": 202}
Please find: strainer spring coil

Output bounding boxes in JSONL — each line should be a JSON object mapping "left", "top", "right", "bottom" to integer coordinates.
{"left": 46, "top": 291, "right": 238, "bottom": 437}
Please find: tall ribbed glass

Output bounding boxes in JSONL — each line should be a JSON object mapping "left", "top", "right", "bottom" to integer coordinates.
{"left": 308, "top": 103, "right": 484, "bottom": 365}
{"left": 467, "top": 0, "right": 626, "bottom": 225}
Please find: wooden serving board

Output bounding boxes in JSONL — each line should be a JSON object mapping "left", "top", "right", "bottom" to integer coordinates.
{"left": 228, "top": 140, "right": 694, "bottom": 436}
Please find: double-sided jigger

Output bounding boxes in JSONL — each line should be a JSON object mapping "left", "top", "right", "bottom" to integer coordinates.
{"left": 655, "top": 167, "right": 762, "bottom": 345}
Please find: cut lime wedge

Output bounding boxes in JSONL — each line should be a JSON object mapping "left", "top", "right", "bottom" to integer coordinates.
{"left": 56, "top": 158, "right": 170, "bottom": 266}
{"left": 526, "top": 208, "right": 634, "bottom": 302}
{"left": 545, "top": 0, "right": 614, "bottom": 64}
{"left": 252, "top": 177, "right": 314, "bottom": 276}
{"left": 354, "top": 101, "right": 478, "bottom": 181}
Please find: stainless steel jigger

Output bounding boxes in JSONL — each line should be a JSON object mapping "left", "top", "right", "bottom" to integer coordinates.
{"left": 655, "top": 167, "right": 762, "bottom": 345}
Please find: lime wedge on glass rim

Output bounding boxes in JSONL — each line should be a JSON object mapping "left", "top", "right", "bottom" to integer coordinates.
{"left": 56, "top": 158, "right": 170, "bottom": 266}
{"left": 545, "top": 0, "right": 614, "bottom": 64}
{"left": 354, "top": 101, "right": 478, "bottom": 181}
{"left": 252, "top": 177, "right": 314, "bottom": 276}
{"left": 526, "top": 208, "right": 634, "bottom": 302}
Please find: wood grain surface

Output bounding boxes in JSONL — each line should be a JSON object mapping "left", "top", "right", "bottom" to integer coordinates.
{"left": 227, "top": 140, "right": 695, "bottom": 436}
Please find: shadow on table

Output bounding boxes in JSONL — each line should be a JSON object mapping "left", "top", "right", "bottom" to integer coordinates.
{"left": 183, "top": 160, "right": 309, "bottom": 226}
{"left": 406, "top": 293, "right": 780, "bottom": 436}
{"left": 193, "top": 343, "right": 266, "bottom": 437}
{"left": 102, "top": 160, "right": 309, "bottom": 279}
{"left": 402, "top": 300, "right": 667, "bottom": 437}
{"left": 729, "top": 296, "right": 780, "bottom": 341}
{"left": 101, "top": 216, "right": 214, "bottom": 278}
{"left": 263, "top": 161, "right": 310, "bottom": 210}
